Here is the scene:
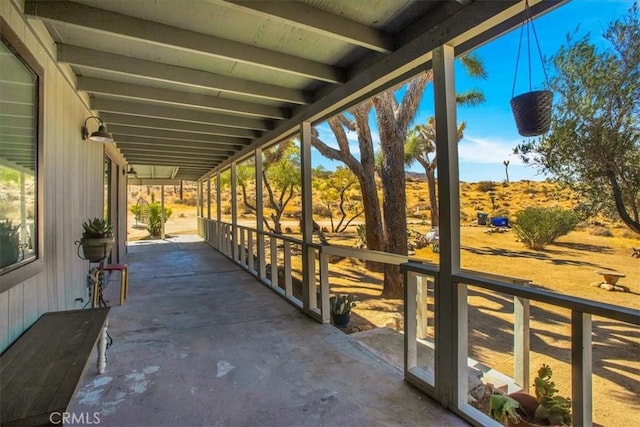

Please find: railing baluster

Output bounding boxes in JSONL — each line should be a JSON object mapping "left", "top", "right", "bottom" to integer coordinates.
{"left": 319, "top": 251, "right": 329, "bottom": 324}
{"left": 270, "top": 236, "right": 277, "bottom": 289}
{"left": 572, "top": 311, "right": 593, "bottom": 427}
{"left": 514, "top": 293, "right": 530, "bottom": 393}
{"left": 283, "top": 241, "right": 292, "bottom": 297}
{"left": 247, "top": 231, "right": 254, "bottom": 273}
{"left": 405, "top": 271, "right": 418, "bottom": 371}
{"left": 238, "top": 227, "right": 245, "bottom": 264}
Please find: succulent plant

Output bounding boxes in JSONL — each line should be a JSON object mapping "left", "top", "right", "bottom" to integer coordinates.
{"left": 82, "top": 217, "right": 113, "bottom": 238}
{"left": 490, "top": 364, "right": 572, "bottom": 426}
{"left": 329, "top": 294, "right": 356, "bottom": 315}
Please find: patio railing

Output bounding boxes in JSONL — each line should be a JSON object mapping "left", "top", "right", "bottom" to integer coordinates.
{"left": 198, "top": 217, "right": 640, "bottom": 426}
{"left": 401, "top": 261, "right": 640, "bottom": 426}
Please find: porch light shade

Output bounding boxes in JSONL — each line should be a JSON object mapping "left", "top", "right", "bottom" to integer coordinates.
{"left": 82, "top": 116, "right": 114, "bottom": 143}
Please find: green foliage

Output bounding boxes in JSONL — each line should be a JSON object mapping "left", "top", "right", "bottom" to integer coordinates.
{"left": 82, "top": 217, "right": 113, "bottom": 238}
{"left": 329, "top": 294, "right": 356, "bottom": 315}
{"left": 312, "top": 166, "right": 363, "bottom": 232}
{"left": 512, "top": 207, "right": 580, "bottom": 250}
{"left": 0, "top": 220, "right": 21, "bottom": 268}
{"left": 355, "top": 223, "right": 367, "bottom": 247}
{"left": 515, "top": 4, "right": 640, "bottom": 234}
{"left": 147, "top": 203, "right": 172, "bottom": 237}
{"left": 130, "top": 205, "right": 143, "bottom": 221}
{"left": 489, "top": 394, "right": 521, "bottom": 424}
{"left": 490, "top": 364, "right": 571, "bottom": 426}
{"left": 533, "top": 364, "right": 572, "bottom": 426}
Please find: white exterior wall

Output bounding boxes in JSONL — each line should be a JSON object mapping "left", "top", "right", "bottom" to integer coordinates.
{"left": 0, "top": 1, "right": 126, "bottom": 352}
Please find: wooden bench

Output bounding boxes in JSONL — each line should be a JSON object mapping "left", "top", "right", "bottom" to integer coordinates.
{"left": 1, "top": 307, "right": 110, "bottom": 426}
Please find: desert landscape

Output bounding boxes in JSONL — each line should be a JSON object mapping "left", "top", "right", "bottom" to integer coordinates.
{"left": 127, "top": 178, "right": 639, "bottom": 426}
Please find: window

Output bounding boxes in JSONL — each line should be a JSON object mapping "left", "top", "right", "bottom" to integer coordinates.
{"left": 0, "top": 28, "right": 41, "bottom": 277}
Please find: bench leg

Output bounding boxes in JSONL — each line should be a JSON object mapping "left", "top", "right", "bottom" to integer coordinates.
{"left": 97, "top": 319, "right": 108, "bottom": 374}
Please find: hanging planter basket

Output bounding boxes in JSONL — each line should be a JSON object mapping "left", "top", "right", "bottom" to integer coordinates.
{"left": 510, "top": 1, "right": 553, "bottom": 137}
{"left": 510, "top": 90, "right": 553, "bottom": 136}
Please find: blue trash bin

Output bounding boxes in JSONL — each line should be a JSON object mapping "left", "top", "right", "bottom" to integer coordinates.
{"left": 491, "top": 217, "right": 509, "bottom": 227}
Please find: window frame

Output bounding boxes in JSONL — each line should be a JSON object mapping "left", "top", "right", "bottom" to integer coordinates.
{"left": 0, "top": 16, "right": 44, "bottom": 292}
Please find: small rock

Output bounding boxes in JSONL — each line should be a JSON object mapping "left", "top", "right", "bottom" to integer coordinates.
{"left": 601, "top": 284, "right": 614, "bottom": 291}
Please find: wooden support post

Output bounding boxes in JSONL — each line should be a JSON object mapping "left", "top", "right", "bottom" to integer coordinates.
{"left": 300, "top": 121, "right": 314, "bottom": 312}
{"left": 160, "top": 184, "right": 165, "bottom": 240}
{"left": 230, "top": 162, "right": 238, "bottom": 261}
{"left": 255, "top": 148, "right": 266, "bottom": 279}
{"left": 433, "top": 43, "right": 464, "bottom": 408}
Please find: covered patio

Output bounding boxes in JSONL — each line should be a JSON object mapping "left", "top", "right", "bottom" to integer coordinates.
{"left": 70, "top": 236, "right": 466, "bottom": 426}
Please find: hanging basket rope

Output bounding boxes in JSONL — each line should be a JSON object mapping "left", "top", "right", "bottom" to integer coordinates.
{"left": 510, "top": 0, "right": 553, "bottom": 137}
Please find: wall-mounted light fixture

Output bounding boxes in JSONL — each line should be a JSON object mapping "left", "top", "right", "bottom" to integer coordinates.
{"left": 126, "top": 165, "right": 137, "bottom": 178}
{"left": 82, "top": 116, "right": 114, "bottom": 143}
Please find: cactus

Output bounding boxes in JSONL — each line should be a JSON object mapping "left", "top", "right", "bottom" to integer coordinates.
{"left": 82, "top": 217, "right": 113, "bottom": 238}
{"left": 329, "top": 294, "right": 356, "bottom": 315}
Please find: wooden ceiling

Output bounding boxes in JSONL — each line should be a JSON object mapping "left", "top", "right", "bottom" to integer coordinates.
{"left": 22, "top": 0, "right": 564, "bottom": 181}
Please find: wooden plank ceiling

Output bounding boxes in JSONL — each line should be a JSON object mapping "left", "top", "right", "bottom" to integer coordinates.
{"left": 23, "top": 0, "right": 563, "bottom": 181}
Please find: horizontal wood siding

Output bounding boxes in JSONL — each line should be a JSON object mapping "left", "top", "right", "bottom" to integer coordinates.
{"left": 0, "top": 2, "right": 126, "bottom": 353}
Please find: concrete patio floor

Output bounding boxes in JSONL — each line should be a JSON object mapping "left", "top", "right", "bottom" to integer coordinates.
{"left": 71, "top": 236, "right": 468, "bottom": 426}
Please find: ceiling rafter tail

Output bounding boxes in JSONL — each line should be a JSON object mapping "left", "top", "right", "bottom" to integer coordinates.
{"left": 58, "top": 44, "right": 312, "bottom": 105}
{"left": 120, "top": 148, "right": 230, "bottom": 158}
{"left": 123, "top": 156, "right": 219, "bottom": 164}
{"left": 109, "top": 126, "right": 250, "bottom": 145}
{"left": 228, "top": 1, "right": 393, "bottom": 53}
{"left": 25, "top": 0, "right": 344, "bottom": 83}
{"left": 100, "top": 113, "right": 261, "bottom": 139}
{"left": 77, "top": 77, "right": 290, "bottom": 120}
{"left": 117, "top": 143, "right": 236, "bottom": 156}
{"left": 115, "top": 138, "right": 242, "bottom": 152}
{"left": 91, "top": 98, "right": 273, "bottom": 131}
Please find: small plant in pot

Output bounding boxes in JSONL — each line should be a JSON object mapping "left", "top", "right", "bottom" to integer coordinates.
{"left": 490, "top": 364, "right": 572, "bottom": 426}
{"left": 329, "top": 294, "right": 356, "bottom": 328}
{"left": 79, "top": 217, "right": 114, "bottom": 262}
{"left": 0, "top": 220, "right": 21, "bottom": 268}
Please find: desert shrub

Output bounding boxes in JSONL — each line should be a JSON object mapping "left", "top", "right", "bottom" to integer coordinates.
{"left": 147, "top": 203, "right": 172, "bottom": 237}
{"left": 621, "top": 230, "right": 640, "bottom": 240}
{"left": 512, "top": 207, "right": 580, "bottom": 250}
{"left": 130, "top": 205, "right": 143, "bottom": 221}
{"left": 590, "top": 226, "right": 614, "bottom": 237}
{"left": 477, "top": 181, "right": 496, "bottom": 192}
{"left": 313, "top": 204, "right": 331, "bottom": 217}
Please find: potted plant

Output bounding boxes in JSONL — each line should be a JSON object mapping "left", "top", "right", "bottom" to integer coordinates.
{"left": 329, "top": 294, "right": 356, "bottom": 327}
{"left": 509, "top": 0, "right": 553, "bottom": 137}
{"left": 79, "top": 217, "right": 114, "bottom": 262}
{"left": 0, "top": 220, "right": 21, "bottom": 268}
{"left": 490, "top": 364, "right": 572, "bottom": 426}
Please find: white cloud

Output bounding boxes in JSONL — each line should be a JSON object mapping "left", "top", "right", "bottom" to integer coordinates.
{"left": 458, "top": 135, "right": 524, "bottom": 165}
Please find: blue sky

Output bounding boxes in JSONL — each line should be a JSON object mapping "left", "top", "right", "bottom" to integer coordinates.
{"left": 311, "top": 0, "right": 634, "bottom": 182}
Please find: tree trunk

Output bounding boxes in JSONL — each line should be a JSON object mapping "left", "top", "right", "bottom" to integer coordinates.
{"left": 426, "top": 166, "right": 439, "bottom": 227}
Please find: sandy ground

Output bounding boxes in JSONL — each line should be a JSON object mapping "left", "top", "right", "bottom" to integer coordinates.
{"left": 127, "top": 212, "right": 639, "bottom": 426}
